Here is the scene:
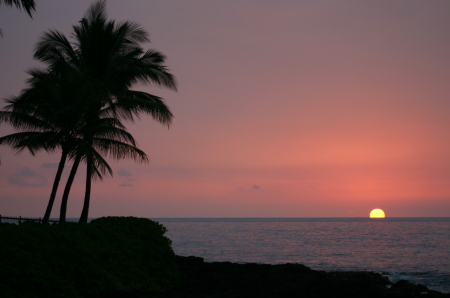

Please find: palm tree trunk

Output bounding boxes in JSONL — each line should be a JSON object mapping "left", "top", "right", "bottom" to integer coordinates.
{"left": 79, "top": 158, "right": 92, "bottom": 223}
{"left": 43, "top": 150, "right": 68, "bottom": 224}
{"left": 59, "top": 154, "right": 81, "bottom": 222}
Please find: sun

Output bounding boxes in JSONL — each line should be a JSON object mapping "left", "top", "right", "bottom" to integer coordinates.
{"left": 370, "top": 209, "right": 386, "bottom": 218}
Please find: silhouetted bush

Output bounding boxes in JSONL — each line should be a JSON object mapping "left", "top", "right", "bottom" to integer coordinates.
{"left": 0, "top": 217, "right": 178, "bottom": 297}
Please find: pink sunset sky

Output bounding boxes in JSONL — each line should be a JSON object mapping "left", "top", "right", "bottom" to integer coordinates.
{"left": 1, "top": 1, "right": 449, "bottom": 218}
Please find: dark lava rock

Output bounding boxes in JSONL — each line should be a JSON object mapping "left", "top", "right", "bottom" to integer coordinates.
{"left": 389, "top": 280, "right": 448, "bottom": 298}
{"left": 106, "top": 256, "right": 450, "bottom": 298}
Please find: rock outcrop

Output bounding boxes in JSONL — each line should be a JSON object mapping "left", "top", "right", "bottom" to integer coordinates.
{"left": 105, "top": 256, "right": 450, "bottom": 298}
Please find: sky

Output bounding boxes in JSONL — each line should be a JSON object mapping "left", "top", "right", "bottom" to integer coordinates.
{"left": 1, "top": 1, "right": 450, "bottom": 218}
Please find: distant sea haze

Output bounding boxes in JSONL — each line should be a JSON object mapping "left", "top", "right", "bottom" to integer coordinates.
{"left": 151, "top": 217, "right": 450, "bottom": 294}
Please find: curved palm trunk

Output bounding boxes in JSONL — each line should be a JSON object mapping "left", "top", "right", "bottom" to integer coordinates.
{"left": 43, "top": 150, "right": 68, "bottom": 224}
{"left": 59, "top": 154, "right": 81, "bottom": 222}
{"left": 79, "top": 158, "right": 92, "bottom": 223}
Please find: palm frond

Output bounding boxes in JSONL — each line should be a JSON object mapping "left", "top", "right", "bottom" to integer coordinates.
{"left": 34, "top": 29, "right": 77, "bottom": 69}
{"left": 84, "top": 145, "right": 113, "bottom": 181}
{"left": 114, "top": 20, "right": 150, "bottom": 46}
{"left": 135, "top": 49, "right": 178, "bottom": 91}
{"left": 2, "top": 0, "right": 36, "bottom": 17}
{"left": 92, "top": 138, "right": 149, "bottom": 163}
{"left": 84, "top": 123, "right": 137, "bottom": 147}
{"left": 0, "top": 110, "right": 54, "bottom": 131}
{"left": 113, "top": 90, "right": 173, "bottom": 126}
{"left": 82, "top": 0, "right": 107, "bottom": 26}
{"left": 0, "top": 131, "right": 59, "bottom": 156}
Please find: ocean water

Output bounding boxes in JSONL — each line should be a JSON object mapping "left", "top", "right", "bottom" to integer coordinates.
{"left": 152, "top": 217, "right": 450, "bottom": 293}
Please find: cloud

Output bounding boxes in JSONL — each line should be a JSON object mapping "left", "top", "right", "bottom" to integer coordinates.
{"left": 117, "top": 169, "right": 132, "bottom": 176}
{"left": 8, "top": 167, "right": 46, "bottom": 187}
{"left": 41, "top": 163, "right": 59, "bottom": 169}
{"left": 237, "top": 185, "right": 262, "bottom": 192}
{"left": 19, "top": 167, "right": 37, "bottom": 177}
{"left": 118, "top": 183, "right": 133, "bottom": 187}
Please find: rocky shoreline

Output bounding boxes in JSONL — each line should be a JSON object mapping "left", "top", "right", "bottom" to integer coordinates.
{"left": 107, "top": 256, "right": 450, "bottom": 298}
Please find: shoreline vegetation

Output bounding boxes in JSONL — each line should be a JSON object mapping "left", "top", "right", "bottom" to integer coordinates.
{"left": 0, "top": 217, "right": 178, "bottom": 297}
{"left": 1, "top": 217, "right": 449, "bottom": 298}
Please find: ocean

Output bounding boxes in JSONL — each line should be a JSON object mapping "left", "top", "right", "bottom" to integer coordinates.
{"left": 152, "top": 217, "right": 450, "bottom": 293}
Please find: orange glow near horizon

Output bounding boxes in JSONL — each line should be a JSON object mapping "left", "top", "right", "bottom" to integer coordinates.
{"left": 370, "top": 209, "right": 386, "bottom": 218}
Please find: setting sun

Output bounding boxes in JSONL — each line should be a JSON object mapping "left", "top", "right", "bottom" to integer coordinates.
{"left": 370, "top": 209, "right": 386, "bottom": 218}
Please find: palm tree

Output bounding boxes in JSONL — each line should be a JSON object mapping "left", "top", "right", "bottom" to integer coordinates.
{"left": 0, "top": 70, "right": 84, "bottom": 224}
{"left": 0, "top": 0, "right": 36, "bottom": 36}
{"left": 32, "top": 0, "right": 176, "bottom": 223}
{"left": 59, "top": 112, "right": 149, "bottom": 222}
{"left": 0, "top": 70, "right": 150, "bottom": 223}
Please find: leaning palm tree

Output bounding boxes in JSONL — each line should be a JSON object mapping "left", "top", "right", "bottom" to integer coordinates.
{"left": 32, "top": 0, "right": 176, "bottom": 222}
{"left": 1, "top": 66, "right": 153, "bottom": 221}
{"left": 0, "top": 114, "right": 147, "bottom": 223}
{"left": 0, "top": 70, "right": 85, "bottom": 224}
{"left": 59, "top": 113, "right": 149, "bottom": 222}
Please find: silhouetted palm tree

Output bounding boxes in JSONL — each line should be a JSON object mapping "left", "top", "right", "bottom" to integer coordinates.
{"left": 0, "top": 0, "right": 36, "bottom": 36}
{"left": 0, "top": 70, "right": 149, "bottom": 223}
{"left": 0, "top": 70, "right": 84, "bottom": 223}
{"left": 32, "top": 1, "right": 176, "bottom": 223}
{"left": 59, "top": 110, "right": 149, "bottom": 222}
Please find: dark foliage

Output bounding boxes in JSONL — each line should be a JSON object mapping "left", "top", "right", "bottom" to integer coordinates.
{"left": 1, "top": 0, "right": 35, "bottom": 17}
{"left": 0, "top": 217, "right": 179, "bottom": 297}
{"left": 0, "top": 0, "right": 36, "bottom": 36}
